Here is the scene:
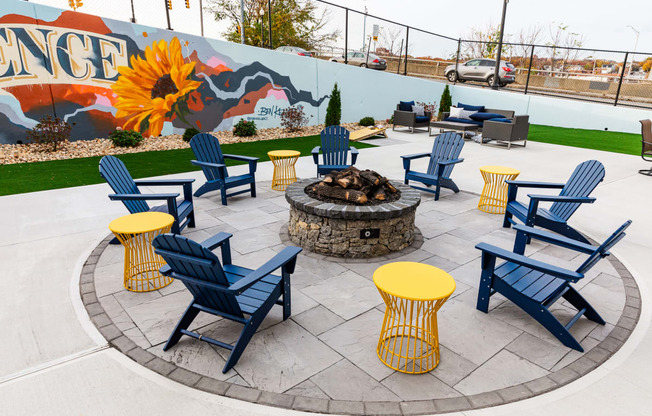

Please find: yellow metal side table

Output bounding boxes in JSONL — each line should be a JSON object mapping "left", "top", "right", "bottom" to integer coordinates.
{"left": 373, "top": 262, "right": 456, "bottom": 374}
{"left": 109, "top": 212, "right": 175, "bottom": 292}
{"left": 268, "top": 150, "right": 300, "bottom": 191}
{"left": 478, "top": 165, "right": 520, "bottom": 214}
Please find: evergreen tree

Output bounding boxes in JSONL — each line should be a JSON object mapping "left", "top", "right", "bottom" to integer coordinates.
{"left": 438, "top": 85, "right": 452, "bottom": 119}
{"left": 324, "top": 83, "right": 341, "bottom": 126}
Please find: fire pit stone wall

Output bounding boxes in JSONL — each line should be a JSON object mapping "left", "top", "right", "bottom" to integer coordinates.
{"left": 285, "top": 179, "right": 421, "bottom": 258}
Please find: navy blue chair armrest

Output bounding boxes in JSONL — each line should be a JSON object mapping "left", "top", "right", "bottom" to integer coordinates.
{"left": 135, "top": 179, "right": 195, "bottom": 186}
{"left": 200, "top": 232, "right": 234, "bottom": 251}
{"left": 438, "top": 158, "right": 464, "bottom": 166}
{"left": 401, "top": 152, "right": 430, "bottom": 171}
{"left": 223, "top": 154, "right": 259, "bottom": 162}
{"left": 191, "top": 160, "right": 226, "bottom": 169}
{"left": 109, "top": 193, "right": 179, "bottom": 201}
{"left": 350, "top": 146, "right": 359, "bottom": 164}
{"left": 229, "top": 246, "right": 302, "bottom": 294}
{"left": 527, "top": 195, "right": 596, "bottom": 204}
{"left": 160, "top": 268, "right": 232, "bottom": 293}
{"left": 475, "top": 242, "right": 583, "bottom": 282}
{"left": 312, "top": 146, "right": 321, "bottom": 164}
{"left": 512, "top": 225, "right": 596, "bottom": 254}
{"left": 505, "top": 180, "right": 566, "bottom": 189}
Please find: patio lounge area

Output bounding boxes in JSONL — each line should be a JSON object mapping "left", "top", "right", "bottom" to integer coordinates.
{"left": 1, "top": 128, "right": 649, "bottom": 415}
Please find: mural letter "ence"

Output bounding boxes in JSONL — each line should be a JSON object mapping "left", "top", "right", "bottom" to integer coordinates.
{"left": 0, "top": 25, "right": 127, "bottom": 88}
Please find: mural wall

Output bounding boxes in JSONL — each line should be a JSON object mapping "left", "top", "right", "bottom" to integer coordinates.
{"left": 0, "top": 0, "right": 334, "bottom": 143}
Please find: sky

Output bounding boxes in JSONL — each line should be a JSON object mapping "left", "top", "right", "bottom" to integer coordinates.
{"left": 23, "top": 0, "right": 652, "bottom": 61}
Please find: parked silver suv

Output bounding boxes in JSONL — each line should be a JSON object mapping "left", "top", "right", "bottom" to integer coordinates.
{"left": 330, "top": 52, "right": 387, "bottom": 70}
{"left": 444, "top": 59, "right": 515, "bottom": 87}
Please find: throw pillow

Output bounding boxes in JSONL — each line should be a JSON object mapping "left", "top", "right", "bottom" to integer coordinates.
{"left": 399, "top": 101, "right": 415, "bottom": 112}
{"left": 458, "top": 109, "right": 477, "bottom": 120}
{"left": 457, "top": 102, "right": 485, "bottom": 112}
{"left": 412, "top": 105, "right": 425, "bottom": 116}
{"left": 449, "top": 106, "right": 463, "bottom": 118}
{"left": 470, "top": 112, "right": 508, "bottom": 121}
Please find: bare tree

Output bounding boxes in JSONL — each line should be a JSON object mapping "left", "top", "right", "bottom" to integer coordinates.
{"left": 546, "top": 22, "right": 586, "bottom": 75}
{"left": 376, "top": 27, "right": 403, "bottom": 56}
{"left": 515, "top": 25, "right": 543, "bottom": 67}
{"left": 461, "top": 24, "right": 510, "bottom": 60}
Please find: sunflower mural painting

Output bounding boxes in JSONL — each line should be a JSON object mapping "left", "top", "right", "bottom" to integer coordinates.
{"left": 0, "top": 0, "right": 329, "bottom": 144}
{"left": 112, "top": 37, "right": 201, "bottom": 137}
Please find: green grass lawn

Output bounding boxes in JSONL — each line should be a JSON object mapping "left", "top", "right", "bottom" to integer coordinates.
{"left": 528, "top": 125, "right": 641, "bottom": 156}
{"left": 0, "top": 135, "right": 376, "bottom": 196}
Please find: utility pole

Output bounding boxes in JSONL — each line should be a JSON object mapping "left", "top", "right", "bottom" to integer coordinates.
{"left": 362, "top": 6, "right": 368, "bottom": 51}
{"left": 268, "top": 0, "right": 272, "bottom": 49}
{"left": 492, "top": 0, "right": 509, "bottom": 89}
{"left": 240, "top": 0, "right": 245, "bottom": 44}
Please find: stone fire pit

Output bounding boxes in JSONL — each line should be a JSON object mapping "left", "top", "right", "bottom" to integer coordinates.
{"left": 285, "top": 179, "right": 421, "bottom": 258}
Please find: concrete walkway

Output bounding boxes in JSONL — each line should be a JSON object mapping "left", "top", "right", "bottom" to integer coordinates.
{"left": 1, "top": 130, "right": 650, "bottom": 415}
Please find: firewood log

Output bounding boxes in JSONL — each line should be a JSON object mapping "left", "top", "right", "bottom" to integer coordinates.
{"left": 374, "top": 188, "right": 386, "bottom": 201}
{"left": 360, "top": 170, "right": 382, "bottom": 186}
{"left": 316, "top": 185, "right": 368, "bottom": 204}
{"left": 385, "top": 181, "right": 398, "bottom": 193}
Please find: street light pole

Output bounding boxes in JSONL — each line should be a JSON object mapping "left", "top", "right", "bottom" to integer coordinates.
{"left": 627, "top": 25, "right": 639, "bottom": 78}
{"left": 240, "top": 0, "right": 245, "bottom": 44}
{"left": 492, "top": 0, "right": 509, "bottom": 89}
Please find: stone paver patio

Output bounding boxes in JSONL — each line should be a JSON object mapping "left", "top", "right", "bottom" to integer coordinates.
{"left": 82, "top": 177, "right": 640, "bottom": 414}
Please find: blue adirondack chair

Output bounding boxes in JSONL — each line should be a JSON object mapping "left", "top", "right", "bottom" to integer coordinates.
{"left": 99, "top": 155, "right": 195, "bottom": 235}
{"left": 476, "top": 220, "right": 631, "bottom": 351}
{"left": 152, "top": 232, "right": 302, "bottom": 373}
{"left": 312, "top": 125, "right": 359, "bottom": 176}
{"left": 189, "top": 133, "right": 258, "bottom": 205}
{"left": 503, "top": 160, "right": 605, "bottom": 244}
{"left": 401, "top": 132, "right": 465, "bottom": 200}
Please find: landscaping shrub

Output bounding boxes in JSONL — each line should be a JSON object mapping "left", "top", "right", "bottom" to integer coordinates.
{"left": 387, "top": 115, "right": 394, "bottom": 124}
{"left": 109, "top": 128, "right": 144, "bottom": 148}
{"left": 281, "top": 105, "right": 309, "bottom": 132}
{"left": 26, "top": 115, "right": 71, "bottom": 151}
{"left": 325, "top": 83, "right": 341, "bottom": 126}
{"left": 233, "top": 119, "right": 257, "bottom": 137}
{"left": 182, "top": 127, "right": 201, "bottom": 142}
{"left": 359, "top": 116, "right": 375, "bottom": 126}
{"left": 438, "top": 85, "right": 452, "bottom": 119}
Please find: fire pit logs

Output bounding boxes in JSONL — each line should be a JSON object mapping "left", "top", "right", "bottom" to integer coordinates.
{"left": 306, "top": 166, "right": 401, "bottom": 205}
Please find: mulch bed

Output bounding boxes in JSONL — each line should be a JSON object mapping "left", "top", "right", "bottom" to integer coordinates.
{"left": 0, "top": 122, "right": 389, "bottom": 165}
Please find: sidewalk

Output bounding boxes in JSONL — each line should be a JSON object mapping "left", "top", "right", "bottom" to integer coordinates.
{"left": 0, "top": 130, "right": 649, "bottom": 415}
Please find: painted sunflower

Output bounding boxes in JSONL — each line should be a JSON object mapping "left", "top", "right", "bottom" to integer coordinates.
{"left": 112, "top": 37, "right": 201, "bottom": 136}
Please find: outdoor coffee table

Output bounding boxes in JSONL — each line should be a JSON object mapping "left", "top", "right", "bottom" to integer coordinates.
{"left": 429, "top": 121, "right": 479, "bottom": 137}
{"left": 478, "top": 165, "right": 520, "bottom": 214}
{"left": 373, "top": 262, "right": 456, "bottom": 374}
{"left": 268, "top": 150, "right": 300, "bottom": 191}
{"left": 109, "top": 212, "right": 174, "bottom": 292}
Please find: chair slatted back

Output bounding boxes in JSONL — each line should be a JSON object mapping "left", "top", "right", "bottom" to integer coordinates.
{"left": 321, "top": 126, "right": 350, "bottom": 166}
{"left": 153, "top": 234, "right": 244, "bottom": 318}
{"left": 190, "top": 133, "right": 229, "bottom": 181}
{"left": 99, "top": 155, "right": 149, "bottom": 213}
{"left": 641, "top": 120, "right": 652, "bottom": 156}
{"left": 550, "top": 160, "right": 605, "bottom": 221}
{"left": 576, "top": 220, "right": 631, "bottom": 275}
{"left": 426, "top": 132, "right": 464, "bottom": 179}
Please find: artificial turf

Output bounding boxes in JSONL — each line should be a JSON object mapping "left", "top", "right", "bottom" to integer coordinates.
{"left": 0, "top": 135, "right": 377, "bottom": 196}
{"left": 527, "top": 125, "right": 641, "bottom": 156}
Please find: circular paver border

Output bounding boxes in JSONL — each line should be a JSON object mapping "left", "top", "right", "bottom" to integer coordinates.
{"left": 80, "top": 232, "right": 642, "bottom": 415}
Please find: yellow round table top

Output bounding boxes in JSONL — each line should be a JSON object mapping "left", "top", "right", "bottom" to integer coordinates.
{"left": 268, "top": 150, "right": 301, "bottom": 158}
{"left": 373, "top": 262, "right": 456, "bottom": 301}
{"left": 109, "top": 212, "right": 175, "bottom": 234}
{"left": 479, "top": 165, "right": 520, "bottom": 175}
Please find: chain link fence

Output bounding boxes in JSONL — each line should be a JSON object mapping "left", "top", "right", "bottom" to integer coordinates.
{"left": 25, "top": 0, "right": 652, "bottom": 109}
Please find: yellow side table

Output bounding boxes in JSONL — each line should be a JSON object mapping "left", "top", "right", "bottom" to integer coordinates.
{"left": 109, "top": 212, "right": 175, "bottom": 292}
{"left": 478, "top": 165, "right": 520, "bottom": 214}
{"left": 268, "top": 150, "right": 300, "bottom": 191}
{"left": 373, "top": 262, "right": 456, "bottom": 374}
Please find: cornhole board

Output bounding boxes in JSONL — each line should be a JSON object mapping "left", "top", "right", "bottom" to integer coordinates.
{"left": 349, "top": 127, "right": 388, "bottom": 142}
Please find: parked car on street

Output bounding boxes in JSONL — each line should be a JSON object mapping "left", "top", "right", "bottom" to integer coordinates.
{"left": 275, "top": 46, "right": 312, "bottom": 57}
{"left": 330, "top": 52, "right": 387, "bottom": 70}
{"left": 444, "top": 59, "right": 515, "bottom": 87}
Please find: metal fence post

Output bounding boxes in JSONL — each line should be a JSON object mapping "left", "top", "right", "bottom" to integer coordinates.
{"left": 454, "top": 39, "right": 460, "bottom": 85}
{"left": 615, "top": 52, "right": 628, "bottom": 106}
{"left": 268, "top": 0, "right": 272, "bottom": 48}
{"left": 199, "top": 0, "right": 204, "bottom": 36}
{"left": 397, "top": 39, "right": 403, "bottom": 74}
{"left": 524, "top": 45, "right": 534, "bottom": 94}
{"left": 344, "top": 8, "right": 348, "bottom": 64}
{"left": 403, "top": 27, "right": 409, "bottom": 76}
{"left": 164, "top": 0, "right": 172, "bottom": 30}
{"left": 130, "top": 0, "right": 136, "bottom": 23}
